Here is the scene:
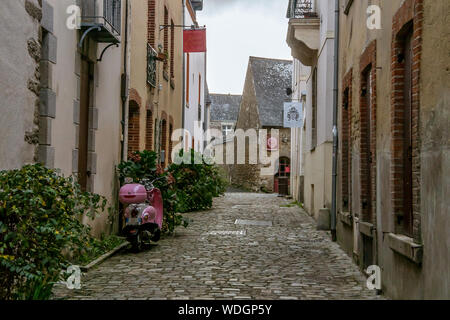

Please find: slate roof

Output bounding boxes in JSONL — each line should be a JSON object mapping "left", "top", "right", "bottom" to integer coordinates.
{"left": 209, "top": 94, "right": 242, "bottom": 122}
{"left": 249, "top": 56, "right": 293, "bottom": 127}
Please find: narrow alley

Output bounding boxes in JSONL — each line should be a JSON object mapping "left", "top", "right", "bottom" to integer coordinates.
{"left": 53, "top": 193, "right": 382, "bottom": 300}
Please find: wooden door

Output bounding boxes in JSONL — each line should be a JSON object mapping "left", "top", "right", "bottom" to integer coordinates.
{"left": 275, "top": 157, "right": 290, "bottom": 195}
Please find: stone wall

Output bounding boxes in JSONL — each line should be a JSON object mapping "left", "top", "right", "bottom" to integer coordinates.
{"left": 0, "top": 0, "right": 42, "bottom": 170}
{"left": 336, "top": 0, "right": 450, "bottom": 299}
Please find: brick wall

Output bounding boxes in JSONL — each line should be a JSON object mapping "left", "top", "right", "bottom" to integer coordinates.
{"left": 127, "top": 103, "right": 140, "bottom": 157}
{"left": 341, "top": 69, "right": 353, "bottom": 212}
{"left": 390, "top": 0, "right": 423, "bottom": 242}
{"left": 147, "top": 0, "right": 156, "bottom": 47}
{"left": 145, "top": 110, "right": 153, "bottom": 150}
{"left": 359, "top": 40, "right": 377, "bottom": 224}
{"left": 163, "top": 6, "right": 169, "bottom": 70}
{"left": 128, "top": 89, "right": 142, "bottom": 157}
{"left": 129, "top": 88, "right": 142, "bottom": 108}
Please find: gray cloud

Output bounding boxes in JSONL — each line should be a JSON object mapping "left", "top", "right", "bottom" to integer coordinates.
{"left": 197, "top": 0, "right": 291, "bottom": 94}
{"left": 204, "top": 0, "right": 284, "bottom": 13}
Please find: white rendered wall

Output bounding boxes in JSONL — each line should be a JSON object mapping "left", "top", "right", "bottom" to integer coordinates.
{"left": 184, "top": 8, "right": 206, "bottom": 152}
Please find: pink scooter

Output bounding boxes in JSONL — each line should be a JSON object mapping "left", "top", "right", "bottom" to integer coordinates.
{"left": 119, "top": 178, "right": 164, "bottom": 252}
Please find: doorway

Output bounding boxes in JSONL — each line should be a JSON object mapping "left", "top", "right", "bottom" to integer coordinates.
{"left": 275, "top": 157, "right": 290, "bottom": 195}
{"left": 78, "top": 58, "right": 93, "bottom": 192}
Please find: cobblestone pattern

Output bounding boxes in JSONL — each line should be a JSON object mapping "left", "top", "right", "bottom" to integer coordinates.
{"left": 53, "top": 193, "right": 384, "bottom": 300}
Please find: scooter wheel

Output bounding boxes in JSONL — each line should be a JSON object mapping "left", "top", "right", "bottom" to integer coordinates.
{"left": 151, "top": 229, "right": 161, "bottom": 242}
{"left": 131, "top": 233, "right": 142, "bottom": 252}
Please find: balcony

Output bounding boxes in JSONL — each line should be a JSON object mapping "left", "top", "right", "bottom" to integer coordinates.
{"left": 79, "top": 0, "right": 121, "bottom": 46}
{"left": 286, "top": 0, "right": 320, "bottom": 66}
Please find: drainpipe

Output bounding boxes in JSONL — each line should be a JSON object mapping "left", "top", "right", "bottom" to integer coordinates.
{"left": 182, "top": 0, "right": 186, "bottom": 132}
{"left": 331, "top": 0, "right": 340, "bottom": 242}
{"left": 121, "top": 0, "right": 129, "bottom": 162}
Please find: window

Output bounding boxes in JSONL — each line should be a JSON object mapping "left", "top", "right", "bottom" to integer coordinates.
{"left": 103, "top": 0, "right": 122, "bottom": 35}
{"left": 401, "top": 27, "right": 414, "bottom": 236}
{"left": 311, "top": 67, "right": 317, "bottom": 150}
{"left": 342, "top": 78, "right": 352, "bottom": 212}
{"left": 390, "top": 1, "right": 423, "bottom": 241}
{"left": 278, "top": 157, "right": 291, "bottom": 178}
{"left": 360, "top": 66, "right": 374, "bottom": 222}
{"left": 359, "top": 40, "right": 377, "bottom": 225}
{"left": 127, "top": 103, "right": 140, "bottom": 157}
{"left": 222, "top": 125, "right": 233, "bottom": 138}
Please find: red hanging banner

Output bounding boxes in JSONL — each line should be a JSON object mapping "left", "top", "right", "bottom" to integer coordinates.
{"left": 183, "top": 29, "right": 206, "bottom": 53}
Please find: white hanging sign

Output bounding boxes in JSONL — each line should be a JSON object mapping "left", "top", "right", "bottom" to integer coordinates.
{"left": 284, "top": 102, "right": 303, "bottom": 128}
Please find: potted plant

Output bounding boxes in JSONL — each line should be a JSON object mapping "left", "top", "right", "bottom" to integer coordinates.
{"left": 156, "top": 51, "right": 168, "bottom": 62}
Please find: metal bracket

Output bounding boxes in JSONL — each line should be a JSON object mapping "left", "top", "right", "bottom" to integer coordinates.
{"left": 159, "top": 24, "right": 205, "bottom": 32}
{"left": 79, "top": 26, "right": 102, "bottom": 48}
{"left": 97, "top": 43, "right": 119, "bottom": 62}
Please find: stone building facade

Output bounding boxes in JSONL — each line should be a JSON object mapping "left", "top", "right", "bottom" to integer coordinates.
{"left": 286, "top": 0, "right": 335, "bottom": 219}
{"left": 209, "top": 93, "right": 241, "bottom": 139}
{"left": 1, "top": 0, "right": 128, "bottom": 237}
{"left": 184, "top": 1, "right": 207, "bottom": 153}
{"left": 226, "top": 57, "right": 292, "bottom": 194}
{"left": 286, "top": 0, "right": 449, "bottom": 299}
{"left": 335, "top": 0, "right": 450, "bottom": 299}
{"left": 289, "top": 60, "right": 308, "bottom": 204}
{"left": 128, "top": 0, "right": 186, "bottom": 167}
{"left": 0, "top": 0, "right": 43, "bottom": 170}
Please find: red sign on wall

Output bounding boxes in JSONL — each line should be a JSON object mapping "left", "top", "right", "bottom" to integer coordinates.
{"left": 267, "top": 136, "right": 278, "bottom": 151}
{"left": 183, "top": 29, "right": 207, "bottom": 53}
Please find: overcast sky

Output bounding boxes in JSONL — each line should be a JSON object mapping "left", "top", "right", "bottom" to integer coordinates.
{"left": 197, "top": 0, "right": 292, "bottom": 95}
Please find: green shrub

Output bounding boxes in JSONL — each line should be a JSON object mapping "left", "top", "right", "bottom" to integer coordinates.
{"left": 169, "top": 149, "right": 227, "bottom": 213}
{"left": 0, "top": 164, "right": 106, "bottom": 300}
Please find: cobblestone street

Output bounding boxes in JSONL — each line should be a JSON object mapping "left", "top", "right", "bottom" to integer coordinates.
{"left": 53, "top": 193, "right": 383, "bottom": 300}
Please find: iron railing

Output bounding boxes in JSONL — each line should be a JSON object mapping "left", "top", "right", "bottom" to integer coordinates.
{"left": 288, "top": 0, "right": 317, "bottom": 19}
{"left": 147, "top": 44, "right": 157, "bottom": 88}
{"left": 103, "top": 0, "right": 121, "bottom": 35}
{"left": 81, "top": 0, "right": 121, "bottom": 37}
